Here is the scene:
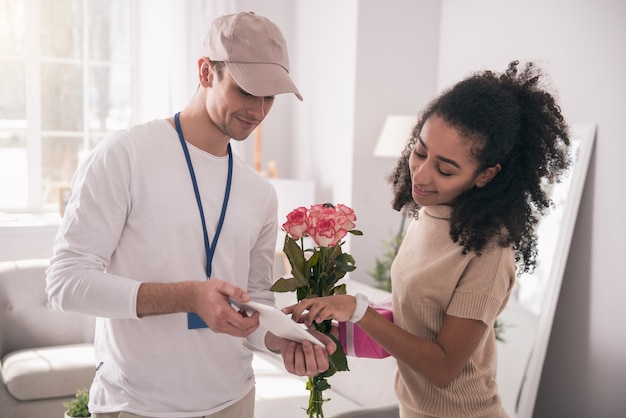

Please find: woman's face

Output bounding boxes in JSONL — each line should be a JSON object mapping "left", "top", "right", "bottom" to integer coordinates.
{"left": 408, "top": 115, "right": 500, "bottom": 206}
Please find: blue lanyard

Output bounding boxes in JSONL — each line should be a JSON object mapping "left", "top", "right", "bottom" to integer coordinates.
{"left": 174, "top": 112, "right": 232, "bottom": 278}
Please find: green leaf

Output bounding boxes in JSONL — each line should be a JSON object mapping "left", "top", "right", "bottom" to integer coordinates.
{"left": 314, "top": 378, "right": 332, "bottom": 391}
{"left": 270, "top": 277, "right": 306, "bottom": 292}
{"left": 333, "top": 283, "right": 347, "bottom": 295}
{"left": 348, "top": 229, "right": 363, "bottom": 236}
{"left": 280, "top": 238, "right": 313, "bottom": 291}
{"left": 283, "top": 235, "right": 304, "bottom": 260}
{"left": 314, "top": 319, "right": 333, "bottom": 335}
{"left": 307, "top": 250, "right": 320, "bottom": 267}
{"left": 328, "top": 334, "right": 349, "bottom": 372}
{"left": 63, "top": 388, "right": 90, "bottom": 417}
{"left": 494, "top": 318, "right": 508, "bottom": 342}
{"left": 283, "top": 237, "right": 305, "bottom": 271}
{"left": 334, "top": 253, "right": 356, "bottom": 273}
{"left": 296, "top": 287, "right": 309, "bottom": 301}
{"left": 324, "top": 273, "right": 339, "bottom": 292}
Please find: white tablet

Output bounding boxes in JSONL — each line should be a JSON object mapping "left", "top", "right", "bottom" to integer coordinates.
{"left": 233, "top": 300, "right": 325, "bottom": 348}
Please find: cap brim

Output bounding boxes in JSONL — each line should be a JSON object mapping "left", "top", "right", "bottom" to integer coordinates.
{"left": 226, "top": 62, "right": 303, "bottom": 101}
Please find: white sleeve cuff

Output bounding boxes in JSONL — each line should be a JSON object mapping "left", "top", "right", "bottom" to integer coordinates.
{"left": 348, "top": 293, "right": 369, "bottom": 323}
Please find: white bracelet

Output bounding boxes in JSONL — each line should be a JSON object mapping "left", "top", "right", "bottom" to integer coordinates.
{"left": 349, "top": 293, "right": 369, "bottom": 323}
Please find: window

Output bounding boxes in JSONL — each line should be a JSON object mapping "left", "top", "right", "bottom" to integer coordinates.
{"left": 0, "top": 0, "right": 134, "bottom": 212}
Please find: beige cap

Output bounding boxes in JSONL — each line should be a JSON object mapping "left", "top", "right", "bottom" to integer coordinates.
{"left": 202, "top": 12, "right": 303, "bottom": 101}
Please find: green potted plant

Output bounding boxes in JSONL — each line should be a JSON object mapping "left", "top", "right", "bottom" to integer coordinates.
{"left": 369, "top": 229, "right": 404, "bottom": 292}
{"left": 64, "top": 388, "right": 90, "bottom": 417}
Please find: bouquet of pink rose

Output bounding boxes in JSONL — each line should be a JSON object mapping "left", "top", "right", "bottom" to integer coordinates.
{"left": 271, "top": 203, "right": 362, "bottom": 417}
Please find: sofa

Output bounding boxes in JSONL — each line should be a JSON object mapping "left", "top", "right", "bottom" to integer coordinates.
{"left": 0, "top": 259, "right": 398, "bottom": 417}
{"left": 0, "top": 259, "right": 96, "bottom": 418}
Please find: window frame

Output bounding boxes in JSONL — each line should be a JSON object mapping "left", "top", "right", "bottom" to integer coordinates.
{"left": 0, "top": 0, "right": 138, "bottom": 213}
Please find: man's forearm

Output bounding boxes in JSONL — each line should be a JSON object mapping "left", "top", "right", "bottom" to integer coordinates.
{"left": 136, "top": 281, "right": 199, "bottom": 317}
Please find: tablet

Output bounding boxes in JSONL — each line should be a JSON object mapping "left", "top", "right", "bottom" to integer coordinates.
{"left": 233, "top": 300, "right": 325, "bottom": 348}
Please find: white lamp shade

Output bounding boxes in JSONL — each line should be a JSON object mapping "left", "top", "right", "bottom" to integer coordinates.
{"left": 373, "top": 115, "right": 416, "bottom": 158}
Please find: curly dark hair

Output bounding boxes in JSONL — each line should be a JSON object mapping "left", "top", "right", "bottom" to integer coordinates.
{"left": 388, "top": 60, "right": 571, "bottom": 273}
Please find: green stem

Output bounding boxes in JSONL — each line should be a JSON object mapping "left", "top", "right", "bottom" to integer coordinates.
{"left": 306, "top": 376, "right": 325, "bottom": 417}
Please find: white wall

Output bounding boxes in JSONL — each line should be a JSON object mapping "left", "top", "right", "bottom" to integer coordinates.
{"left": 291, "top": 0, "right": 358, "bottom": 206}
{"left": 349, "top": 0, "right": 441, "bottom": 287}
{"left": 437, "top": 1, "right": 626, "bottom": 416}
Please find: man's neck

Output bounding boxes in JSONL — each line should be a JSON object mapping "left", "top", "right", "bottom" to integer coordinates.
{"left": 168, "top": 109, "right": 230, "bottom": 157}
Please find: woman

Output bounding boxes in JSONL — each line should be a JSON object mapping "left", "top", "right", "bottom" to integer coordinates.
{"left": 286, "top": 60, "right": 571, "bottom": 417}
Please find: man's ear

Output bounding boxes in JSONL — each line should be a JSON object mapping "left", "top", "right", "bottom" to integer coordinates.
{"left": 476, "top": 163, "right": 501, "bottom": 188}
{"left": 198, "top": 58, "right": 213, "bottom": 87}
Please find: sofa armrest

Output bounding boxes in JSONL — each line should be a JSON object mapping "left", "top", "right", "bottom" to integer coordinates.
{"left": 2, "top": 343, "right": 95, "bottom": 401}
{"left": 0, "top": 259, "right": 96, "bottom": 358}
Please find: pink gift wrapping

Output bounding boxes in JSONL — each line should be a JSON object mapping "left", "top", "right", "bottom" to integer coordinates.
{"left": 339, "top": 298, "right": 393, "bottom": 359}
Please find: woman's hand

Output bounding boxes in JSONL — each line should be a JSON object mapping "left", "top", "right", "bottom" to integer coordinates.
{"left": 283, "top": 295, "right": 357, "bottom": 326}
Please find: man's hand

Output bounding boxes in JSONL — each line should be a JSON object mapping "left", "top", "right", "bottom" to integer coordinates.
{"left": 265, "top": 329, "right": 337, "bottom": 377}
{"left": 137, "top": 279, "right": 260, "bottom": 338}
{"left": 192, "top": 279, "right": 260, "bottom": 337}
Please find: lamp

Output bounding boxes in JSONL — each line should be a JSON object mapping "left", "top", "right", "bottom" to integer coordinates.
{"left": 373, "top": 115, "right": 416, "bottom": 158}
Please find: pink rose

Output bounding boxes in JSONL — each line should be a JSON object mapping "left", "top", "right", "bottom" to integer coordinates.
{"left": 308, "top": 218, "right": 347, "bottom": 247}
{"left": 335, "top": 203, "right": 357, "bottom": 230}
{"left": 282, "top": 206, "right": 310, "bottom": 239}
{"left": 307, "top": 203, "right": 338, "bottom": 228}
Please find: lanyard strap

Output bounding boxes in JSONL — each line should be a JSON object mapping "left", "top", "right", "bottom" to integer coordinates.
{"left": 174, "top": 112, "right": 233, "bottom": 278}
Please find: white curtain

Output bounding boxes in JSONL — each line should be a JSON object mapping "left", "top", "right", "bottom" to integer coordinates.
{"left": 135, "top": 0, "right": 239, "bottom": 144}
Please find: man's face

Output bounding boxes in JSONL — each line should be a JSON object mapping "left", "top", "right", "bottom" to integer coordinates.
{"left": 205, "top": 64, "right": 275, "bottom": 141}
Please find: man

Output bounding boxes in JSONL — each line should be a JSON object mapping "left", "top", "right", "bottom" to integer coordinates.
{"left": 46, "top": 12, "right": 334, "bottom": 418}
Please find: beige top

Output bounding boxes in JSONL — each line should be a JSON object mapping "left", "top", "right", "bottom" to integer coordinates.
{"left": 391, "top": 205, "right": 514, "bottom": 417}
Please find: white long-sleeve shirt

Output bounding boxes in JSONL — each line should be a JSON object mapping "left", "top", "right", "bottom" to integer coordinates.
{"left": 46, "top": 119, "right": 278, "bottom": 417}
